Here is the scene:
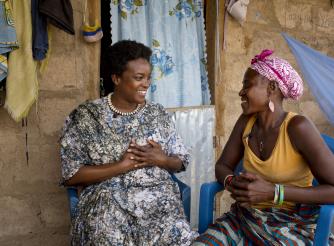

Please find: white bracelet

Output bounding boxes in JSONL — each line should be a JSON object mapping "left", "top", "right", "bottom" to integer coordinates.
{"left": 274, "top": 184, "right": 279, "bottom": 204}
{"left": 223, "top": 174, "right": 234, "bottom": 187}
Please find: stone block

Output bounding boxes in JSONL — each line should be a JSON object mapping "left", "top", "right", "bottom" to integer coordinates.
{"left": 16, "top": 144, "right": 61, "bottom": 189}
{"left": 223, "top": 92, "right": 242, "bottom": 137}
{"left": 293, "top": 32, "right": 332, "bottom": 54}
{"left": 0, "top": 232, "right": 70, "bottom": 246}
{"left": 300, "top": 100, "right": 329, "bottom": 125}
{"left": 223, "top": 53, "right": 249, "bottom": 93}
{"left": 39, "top": 193, "right": 70, "bottom": 229}
{"left": 273, "top": 0, "right": 288, "bottom": 27}
{"left": 39, "top": 51, "right": 78, "bottom": 91}
{"left": 314, "top": 7, "right": 334, "bottom": 35}
{"left": 38, "top": 97, "right": 78, "bottom": 136}
{"left": 0, "top": 143, "right": 63, "bottom": 196}
{"left": 283, "top": 100, "right": 300, "bottom": 113}
{"left": 247, "top": 0, "right": 281, "bottom": 26}
{"left": 284, "top": 3, "right": 313, "bottom": 31}
{"left": 299, "top": 83, "right": 313, "bottom": 102}
{"left": 225, "top": 18, "right": 246, "bottom": 54}
{"left": 0, "top": 196, "right": 41, "bottom": 237}
{"left": 247, "top": 30, "right": 289, "bottom": 58}
{"left": 290, "top": 0, "right": 329, "bottom": 6}
{"left": 214, "top": 79, "right": 225, "bottom": 131}
{"left": 0, "top": 108, "right": 24, "bottom": 133}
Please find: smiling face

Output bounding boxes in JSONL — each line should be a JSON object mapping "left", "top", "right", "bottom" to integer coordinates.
{"left": 113, "top": 58, "right": 152, "bottom": 104}
{"left": 239, "top": 68, "right": 270, "bottom": 115}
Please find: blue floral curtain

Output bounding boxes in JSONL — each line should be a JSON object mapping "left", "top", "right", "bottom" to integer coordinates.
{"left": 111, "top": 0, "right": 211, "bottom": 107}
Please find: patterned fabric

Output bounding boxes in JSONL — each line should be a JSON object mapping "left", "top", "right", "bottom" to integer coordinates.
{"left": 111, "top": 0, "right": 211, "bottom": 107}
{"left": 60, "top": 96, "right": 198, "bottom": 245}
{"left": 0, "top": 0, "right": 18, "bottom": 54}
{"left": 250, "top": 49, "right": 303, "bottom": 100}
{"left": 193, "top": 203, "right": 328, "bottom": 246}
{"left": 0, "top": 53, "right": 7, "bottom": 82}
{"left": 0, "top": 0, "right": 18, "bottom": 82}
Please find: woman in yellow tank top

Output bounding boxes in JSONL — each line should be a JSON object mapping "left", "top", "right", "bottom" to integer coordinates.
{"left": 194, "top": 50, "right": 334, "bottom": 246}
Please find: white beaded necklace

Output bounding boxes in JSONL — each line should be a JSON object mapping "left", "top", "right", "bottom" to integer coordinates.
{"left": 107, "top": 93, "right": 141, "bottom": 116}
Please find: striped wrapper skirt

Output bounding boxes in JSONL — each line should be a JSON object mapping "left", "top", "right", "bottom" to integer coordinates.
{"left": 194, "top": 203, "right": 334, "bottom": 246}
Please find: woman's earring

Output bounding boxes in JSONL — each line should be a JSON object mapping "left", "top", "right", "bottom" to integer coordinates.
{"left": 269, "top": 100, "right": 275, "bottom": 112}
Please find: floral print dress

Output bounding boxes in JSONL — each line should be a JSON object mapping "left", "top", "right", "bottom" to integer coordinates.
{"left": 60, "top": 97, "right": 198, "bottom": 245}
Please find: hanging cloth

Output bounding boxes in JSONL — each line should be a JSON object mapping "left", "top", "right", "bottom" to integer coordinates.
{"left": 111, "top": 0, "right": 211, "bottom": 107}
{"left": 82, "top": 0, "right": 103, "bottom": 43}
{"left": 31, "top": 0, "right": 48, "bottom": 60}
{"left": 226, "top": 0, "right": 250, "bottom": 25}
{"left": 282, "top": 33, "right": 334, "bottom": 126}
{"left": 39, "top": 0, "right": 75, "bottom": 35}
{"left": 0, "top": 0, "right": 18, "bottom": 82}
{"left": 5, "top": 0, "right": 38, "bottom": 121}
{"left": 0, "top": 53, "right": 7, "bottom": 82}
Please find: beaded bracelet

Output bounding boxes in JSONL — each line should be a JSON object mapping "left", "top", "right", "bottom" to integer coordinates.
{"left": 278, "top": 184, "right": 284, "bottom": 206}
{"left": 273, "top": 184, "right": 279, "bottom": 204}
{"left": 273, "top": 184, "right": 285, "bottom": 205}
{"left": 223, "top": 174, "right": 234, "bottom": 188}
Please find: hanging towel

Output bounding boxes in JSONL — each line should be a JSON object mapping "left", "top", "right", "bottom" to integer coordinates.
{"left": 39, "top": 0, "right": 75, "bottom": 35}
{"left": 282, "top": 33, "right": 334, "bottom": 126}
{"left": 5, "top": 0, "right": 38, "bottom": 121}
{"left": 31, "top": 0, "right": 48, "bottom": 60}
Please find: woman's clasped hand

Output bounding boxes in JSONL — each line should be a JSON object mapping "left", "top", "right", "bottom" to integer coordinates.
{"left": 226, "top": 172, "right": 275, "bottom": 207}
{"left": 125, "top": 139, "right": 169, "bottom": 170}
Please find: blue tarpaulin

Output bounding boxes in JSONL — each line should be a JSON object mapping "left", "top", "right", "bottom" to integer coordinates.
{"left": 282, "top": 33, "right": 334, "bottom": 126}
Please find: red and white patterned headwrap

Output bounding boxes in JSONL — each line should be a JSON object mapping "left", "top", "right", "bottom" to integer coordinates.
{"left": 250, "top": 49, "right": 303, "bottom": 100}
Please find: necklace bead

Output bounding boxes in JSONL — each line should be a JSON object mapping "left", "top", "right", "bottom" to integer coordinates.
{"left": 107, "top": 93, "right": 141, "bottom": 116}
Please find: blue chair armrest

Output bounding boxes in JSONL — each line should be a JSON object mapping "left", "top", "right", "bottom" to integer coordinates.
{"left": 321, "top": 134, "right": 334, "bottom": 153}
{"left": 66, "top": 187, "right": 79, "bottom": 220}
{"left": 198, "top": 181, "right": 224, "bottom": 233}
{"left": 313, "top": 204, "right": 334, "bottom": 246}
{"left": 171, "top": 174, "right": 191, "bottom": 222}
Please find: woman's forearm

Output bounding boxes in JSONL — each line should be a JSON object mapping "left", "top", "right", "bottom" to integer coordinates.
{"left": 215, "top": 164, "right": 234, "bottom": 185}
{"left": 163, "top": 156, "right": 183, "bottom": 172}
{"left": 284, "top": 184, "right": 334, "bottom": 204}
{"left": 64, "top": 161, "right": 130, "bottom": 186}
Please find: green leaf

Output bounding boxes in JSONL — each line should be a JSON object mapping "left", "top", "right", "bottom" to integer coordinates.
{"left": 134, "top": 0, "right": 143, "bottom": 6}
{"left": 169, "top": 10, "right": 174, "bottom": 16}
{"left": 175, "top": 3, "right": 182, "bottom": 10}
{"left": 152, "top": 39, "right": 160, "bottom": 47}
{"left": 121, "top": 10, "right": 127, "bottom": 20}
{"left": 112, "top": 0, "right": 119, "bottom": 5}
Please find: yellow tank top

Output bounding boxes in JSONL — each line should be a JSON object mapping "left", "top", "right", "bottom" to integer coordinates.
{"left": 242, "top": 112, "right": 313, "bottom": 209}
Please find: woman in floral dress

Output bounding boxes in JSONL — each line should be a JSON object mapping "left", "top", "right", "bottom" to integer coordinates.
{"left": 60, "top": 40, "right": 198, "bottom": 245}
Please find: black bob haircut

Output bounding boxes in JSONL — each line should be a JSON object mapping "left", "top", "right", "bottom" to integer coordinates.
{"left": 100, "top": 40, "right": 152, "bottom": 95}
{"left": 107, "top": 40, "right": 152, "bottom": 76}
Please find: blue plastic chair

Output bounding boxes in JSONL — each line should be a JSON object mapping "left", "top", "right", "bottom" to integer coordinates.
{"left": 67, "top": 173, "right": 191, "bottom": 221}
{"left": 198, "top": 134, "right": 334, "bottom": 246}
